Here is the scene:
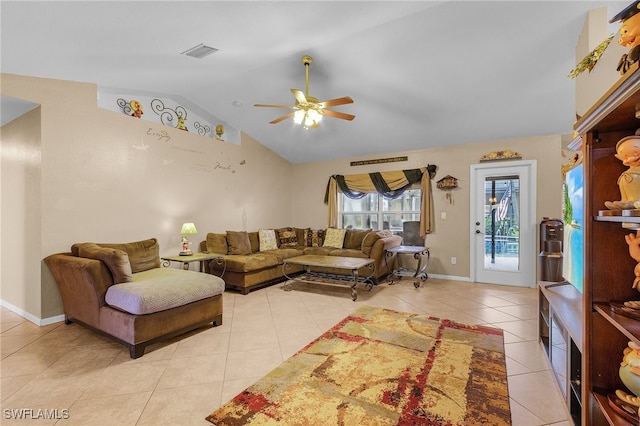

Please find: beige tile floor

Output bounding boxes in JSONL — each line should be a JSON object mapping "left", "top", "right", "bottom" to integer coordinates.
{"left": 1, "top": 278, "right": 571, "bottom": 425}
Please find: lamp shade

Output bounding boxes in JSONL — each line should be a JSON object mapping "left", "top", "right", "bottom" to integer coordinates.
{"left": 180, "top": 223, "right": 198, "bottom": 235}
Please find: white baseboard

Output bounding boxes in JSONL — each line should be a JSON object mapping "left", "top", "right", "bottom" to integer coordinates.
{"left": 0, "top": 299, "right": 64, "bottom": 326}
{"left": 427, "top": 273, "right": 471, "bottom": 282}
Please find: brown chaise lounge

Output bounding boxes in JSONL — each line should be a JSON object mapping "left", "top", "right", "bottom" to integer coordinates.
{"left": 44, "top": 238, "right": 225, "bottom": 358}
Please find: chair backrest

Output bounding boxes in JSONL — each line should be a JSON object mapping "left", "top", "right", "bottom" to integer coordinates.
{"left": 402, "top": 221, "right": 424, "bottom": 246}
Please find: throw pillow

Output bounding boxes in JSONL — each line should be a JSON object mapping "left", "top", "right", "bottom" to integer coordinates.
{"left": 78, "top": 243, "right": 133, "bottom": 283}
{"left": 276, "top": 227, "right": 298, "bottom": 248}
{"left": 306, "top": 229, "right": 325, "bottom": 247}
{"left": 376, "top": 230, "right": 394, "bottom": 238}
{"left": 296, "top": 228, "right": 310, "bottom": 245}
{"left": 97, "top": 238, "right": 160, "bottom": 273}
{"left": 361, "top": 232, "right": 381, "bottom": 257}
{"left": 344, "top": 229, "right": 372, "bottom": 249}
{"left": 258, "top": 229, "right": 278, "bottom": 251}
{"left": 206, "top": 233, "right": 228, "bottom": 255}
{"left": 323, "top": 228, "right": 347, "bottom": 249}
{"left": 226, "top": 231, "right": 252, "bottom": 255}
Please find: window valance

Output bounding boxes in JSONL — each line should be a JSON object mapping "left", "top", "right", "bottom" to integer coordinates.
{"left": 324, "top": 165, "right": 437, "bottom": 236}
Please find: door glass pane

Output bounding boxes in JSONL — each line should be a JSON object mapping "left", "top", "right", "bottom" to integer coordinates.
{"left": 484, "top": 176, "right": 520, "bottom": 271}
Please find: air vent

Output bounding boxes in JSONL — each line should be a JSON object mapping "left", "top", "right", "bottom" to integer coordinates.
{"left": 181, "top": 44, "right": 218, "bottom": 59}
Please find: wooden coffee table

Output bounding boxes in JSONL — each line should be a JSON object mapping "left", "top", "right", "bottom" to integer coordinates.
{"left": 282, "top": 255, "right": 375, "bottom": 301}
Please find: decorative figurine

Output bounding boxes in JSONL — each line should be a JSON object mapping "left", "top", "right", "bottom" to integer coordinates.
{"left": 176, "top": 116, "right": 188, "bottom": 131}
{"left": 215, "top": 124, "right": 225, "bottom": 140}
{"left": 611, "top": 1, "right": 640, "bottom": 74}
{"left": 605, "top": 134, "right": 640, "bottom": 210}
{"left": 626, "top": 229, "right": 640, "bottom": 288}
{"left": 129, "top": 100, "right": 143, "bottom": 118}
{"left": 615, "top": 341, "right": 640, "bottom": 417}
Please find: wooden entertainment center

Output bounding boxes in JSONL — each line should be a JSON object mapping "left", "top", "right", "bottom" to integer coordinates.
{"left": 571, "top": 63, "right": 640, "bottom": 425}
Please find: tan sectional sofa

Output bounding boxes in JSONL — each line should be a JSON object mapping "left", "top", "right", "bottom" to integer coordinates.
{"left": 44, "top": 238, "right": 225, "bottom": 358}
{"left": 201, "top": 228, "right": 402, "bottom": 294}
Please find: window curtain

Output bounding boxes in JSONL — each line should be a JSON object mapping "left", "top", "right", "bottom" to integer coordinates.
{"left": 325, "top": 165, "right": 437, "bottom": 236}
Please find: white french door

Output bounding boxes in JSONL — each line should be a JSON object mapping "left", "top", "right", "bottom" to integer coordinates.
{"left": 470, "top": 160, "right": 537, "bottom": 287}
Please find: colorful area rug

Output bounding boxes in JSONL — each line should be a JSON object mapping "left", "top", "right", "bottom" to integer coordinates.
{"left": 206, "top": 305, "right": 511, "bottom": 425}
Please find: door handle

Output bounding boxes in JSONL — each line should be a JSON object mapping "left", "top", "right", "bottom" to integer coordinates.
{"left": 475, "top": 221, "right": 480, "bottom": 226}
{"left": 475, "top": 230, "right": 484, "bottom": 234}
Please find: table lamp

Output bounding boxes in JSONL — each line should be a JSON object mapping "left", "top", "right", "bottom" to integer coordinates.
{"left": 179, "top": 222, "right": 197, "bottom": 256}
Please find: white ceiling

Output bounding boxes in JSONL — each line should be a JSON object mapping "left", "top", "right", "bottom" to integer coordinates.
{"left": 0, "top": 1, "right": 629, "bottom": 163}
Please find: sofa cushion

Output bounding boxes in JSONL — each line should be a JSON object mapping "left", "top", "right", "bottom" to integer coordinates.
{"left": 78, "top": 238, "right": 160, "bottom": 274}
{"left": 259, "top": 229, "right": 278, "bottom": 251}
{"left": 323, "top": 228, "right": 346, "bottom": 248}
{"left": 227, "top": 231, "right": 252, "bottom": 255}
{"left": 261, "top": 248, "right": 304, "bottom": 263}
{"left": 77, "top": 243, "right": 133, "bottom": 284}
{"left": 361, "top": 232, "right": 381, "bottom": 257}
{"left": 344, "top": 229, "right": 372, "bottom": 250}
{"left": 376, "top": 230, "right": 394, "bottom": 238}
{"left": 223, "top": 253, "right": 280, "bottom": 273}
{"left": 305, "top": 229, "right": 325, "bottom": 247}
{"left": 105, "top": 268, "right": 224, "bottom": 315}
{"left": 328, "top": 249, "right": 367, "bottom": 259}
{"left": 248, "top": 232, "right": 260, "bottom": 253}
{"left": 276, "top": 227, "right": 298, "bottom": 248}
{"left": 302, "top": 246, "right": 334, "bottom": 256}
{"left": 206, "top": 233, "right": 228, "bottom": 255}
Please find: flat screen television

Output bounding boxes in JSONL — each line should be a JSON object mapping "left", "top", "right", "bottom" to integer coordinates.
{"left": 563, "top": 161, "right": 584, "bottom": 293}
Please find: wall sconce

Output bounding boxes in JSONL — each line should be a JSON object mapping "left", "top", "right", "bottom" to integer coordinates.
{"left": 179, "top": 222, "right": 198, "bottom": 256}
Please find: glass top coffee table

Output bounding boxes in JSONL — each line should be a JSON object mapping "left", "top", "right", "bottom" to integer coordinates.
{"left": 385, "top": 245, "right": 430, "bottom": 288}
{"left": 161, "top": 252, "right": 225, "bottom": 274}
{"left": 282, "top": 255, "right": 375, "bottom": 301}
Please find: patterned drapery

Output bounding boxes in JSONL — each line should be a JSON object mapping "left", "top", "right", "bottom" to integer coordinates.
{"left": 325, "top": 165, "right": 436, "bottom": 236}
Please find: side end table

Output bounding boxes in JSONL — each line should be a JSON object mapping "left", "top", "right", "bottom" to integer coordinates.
{"left": 384, "top": 245, "right": 430, "bottom": 288}
{"left": 161, "top": 252, "right": 225, "bottom": 275}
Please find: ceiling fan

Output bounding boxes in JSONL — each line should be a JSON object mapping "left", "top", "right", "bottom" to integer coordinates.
{"left": 254, "top": 55, "right": 355, "bottom": 129}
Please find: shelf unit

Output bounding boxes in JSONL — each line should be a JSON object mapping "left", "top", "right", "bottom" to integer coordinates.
{"left": 574, "top": 63, "right": 640, "bottom": 425}
{"left": 539, "top": 281, "right": 583, "bottom": 424}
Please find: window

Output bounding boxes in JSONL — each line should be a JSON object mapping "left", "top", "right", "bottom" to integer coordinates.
{"left": 339, "top": 188, "right": 421, "bottom": 235}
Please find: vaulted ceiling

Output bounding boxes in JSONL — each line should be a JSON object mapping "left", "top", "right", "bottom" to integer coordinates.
{"left": 0, "top": 1, "right": 629, "bottom": 163}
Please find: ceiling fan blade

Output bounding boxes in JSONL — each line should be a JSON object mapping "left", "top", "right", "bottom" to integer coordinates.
{"left": 269, "top": 111, "right": 296, "bottom": 124}
{"left": 319, "top": 96, "right": 354, "bottom": 108}
{"left": 291, "top": 89, "right": 307, "bottom": 104}
{"left": 254, "top": 103, "right": 295, "bottom": 109}
{"left": 323, "top": 109, "right": 356, "bottom": 121}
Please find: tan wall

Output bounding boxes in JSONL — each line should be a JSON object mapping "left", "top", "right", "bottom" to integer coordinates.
{"left": 2, "top": 73, "right": 566, "bottom": 322}
{"left": 1, "top": 107, "right": 44, "bottom": 319}
{"left": 292, "top": 135, "right": 564, "bottom": 279}
{"left": 575, "top": 7, "right": 628, "bottom": 118}
{"left": 1, "top": 74, "right": 294, "bottom": 322}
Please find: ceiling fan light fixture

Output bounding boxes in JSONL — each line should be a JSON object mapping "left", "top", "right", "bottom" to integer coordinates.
{"left": 294, "top": 109, "right": 322, "bottom": 129}
{"left": 293, "top": 109, "right": 305, "bottom": 125}
{"left": 181, "top": 43, "right": 218, "bottom": 59}
{"left": 254, "top": 54, "right": 354, "bottom": 127}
